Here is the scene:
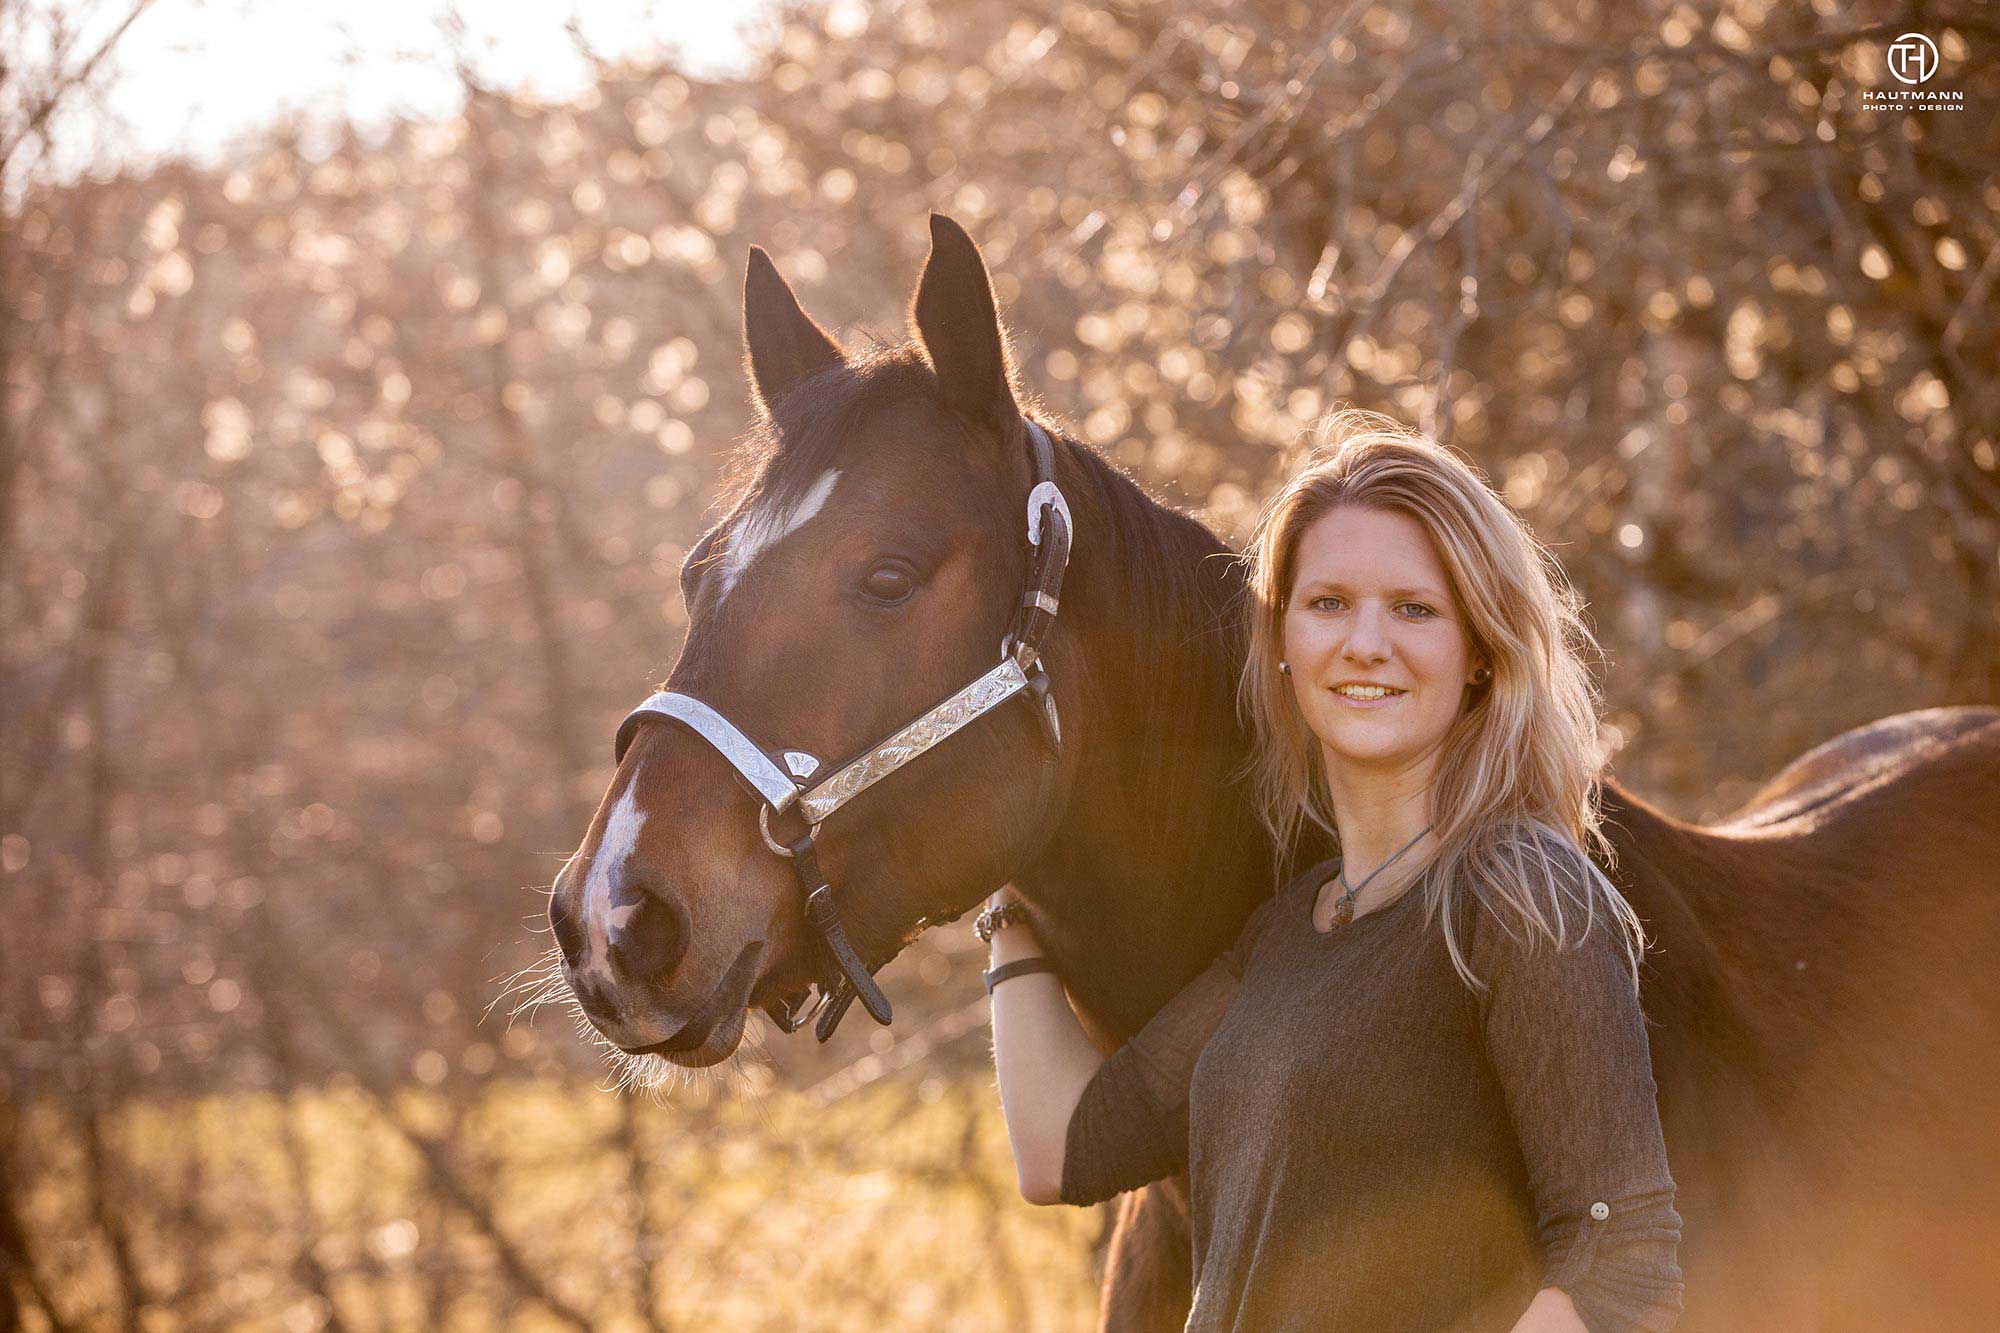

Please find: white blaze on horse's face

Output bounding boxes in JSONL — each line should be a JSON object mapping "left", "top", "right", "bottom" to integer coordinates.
{"left": 714, "top": 467, "right": 841, "bottom": 603}
{"left": 581, "top": 769, "right": 649, "bottom": 987}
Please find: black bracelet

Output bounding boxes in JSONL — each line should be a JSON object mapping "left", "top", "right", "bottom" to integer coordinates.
{"left": 983, "top": 957, "right": 1058, "bottom": 994}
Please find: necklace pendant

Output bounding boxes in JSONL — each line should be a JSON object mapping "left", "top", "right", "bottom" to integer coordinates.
{"left": 1331, "top": 898, "right": 1355, "bottom": 927}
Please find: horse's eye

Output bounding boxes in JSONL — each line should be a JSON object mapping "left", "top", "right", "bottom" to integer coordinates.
{"left": 861, "top": 562, "right": 916, "bottom": 605}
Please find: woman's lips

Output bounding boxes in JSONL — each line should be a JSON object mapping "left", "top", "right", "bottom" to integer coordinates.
{"left": 1327, "top": 685, "right": 1407, "bottom": 708}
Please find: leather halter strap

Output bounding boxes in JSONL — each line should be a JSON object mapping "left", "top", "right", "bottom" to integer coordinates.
{"left": 614, "top": 693, "right": 800, "bottom": 810}
{"left": 795, "top": 655, "right": 1033, "bottom": 825}
{"left": 610, "top": 419, "right": 1072, "bottom": 1041}
{"left": 614, "top": 657, "right": 1037, "bottom": 827}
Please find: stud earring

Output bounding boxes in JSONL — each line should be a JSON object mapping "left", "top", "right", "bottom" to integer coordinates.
{"left": 1471, "top": 665, "right": 1491, "bottom": 684}
{"left": 1279, "top": 661, "right": 1292, "bottom": 675}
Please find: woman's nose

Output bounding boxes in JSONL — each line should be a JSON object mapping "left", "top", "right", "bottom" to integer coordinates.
{"left": 1344, "top": 605, "right": 1391, "bottom": 660}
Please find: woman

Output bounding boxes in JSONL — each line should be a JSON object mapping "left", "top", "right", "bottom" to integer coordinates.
{"left": 981, "top": 412, "right": 1683, "bottom": 1332}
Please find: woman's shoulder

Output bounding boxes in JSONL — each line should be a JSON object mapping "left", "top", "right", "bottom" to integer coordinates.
{"left": 1455, "top": 819, "right": 1633, "bottom": 964}
{"left": 1215, "top": 850, "right": 1350, "bottom": 976}
{"left": 1279, "top": 849, "right": 1342, "bottom": 898}
{"left": 1465, "top": 819, "right": 1600, "bottom": 901}
{"left": 1493, "top": 816, "right": 1593, "bottom": 868}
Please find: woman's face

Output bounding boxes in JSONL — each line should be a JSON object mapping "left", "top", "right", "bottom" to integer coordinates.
{"left": 1282, "top": 505, "right": 1480, "bottom": 780}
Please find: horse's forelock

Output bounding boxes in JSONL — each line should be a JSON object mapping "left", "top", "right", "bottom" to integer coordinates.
{"left": 720, "top": 347, "right": 945, "bottom": 518}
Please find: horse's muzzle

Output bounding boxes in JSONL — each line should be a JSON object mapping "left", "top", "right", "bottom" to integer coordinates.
{"left": 617, "top": 938, "right": 764, "bottom": 1056}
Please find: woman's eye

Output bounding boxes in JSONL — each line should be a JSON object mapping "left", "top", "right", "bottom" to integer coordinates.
{"left": 1400, "top": 603, "right": 1436, "bottom": 619}
{"left": 861, "top": 563, "right": 916, "bottom": 604}
{"left": 1308, "top": 595, "right": 1345, "bottom": 612}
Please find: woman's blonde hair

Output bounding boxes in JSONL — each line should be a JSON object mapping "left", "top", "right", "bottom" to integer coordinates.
{"left": 1237, "top": 409, "right": 1644, "bottom": 989}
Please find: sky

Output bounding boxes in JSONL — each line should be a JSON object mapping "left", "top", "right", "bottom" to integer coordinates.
{"left": 31, "top": 0, "right": 773, "bottom": 177}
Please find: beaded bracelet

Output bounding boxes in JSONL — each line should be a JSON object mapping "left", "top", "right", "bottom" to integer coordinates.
{"left": 974, "top": 899, "right": 1031, "bottom": 942}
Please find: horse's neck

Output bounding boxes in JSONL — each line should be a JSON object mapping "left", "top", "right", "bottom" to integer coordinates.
{"left": 1014, "top": 449, "right": 1275, "bottom": 1039}
{"left": 1597, "top": 780, "right": 1717, "bottom": 912}
{"left": 1594, "top": 780, "right": 1736, "bottom": 1016}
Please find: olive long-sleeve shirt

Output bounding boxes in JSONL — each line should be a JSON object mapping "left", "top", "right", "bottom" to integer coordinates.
{"left": 1060, "top": 836, "right": 1683, "bottom": 1333}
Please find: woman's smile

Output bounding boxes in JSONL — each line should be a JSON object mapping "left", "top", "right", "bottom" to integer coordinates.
{"left": 1327, "top": 682, "right": 1407, "bottom": 705}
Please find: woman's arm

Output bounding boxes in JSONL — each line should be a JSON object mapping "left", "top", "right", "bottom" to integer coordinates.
{"left": 1471, "top": 864, "right": 1685, "bottom": 1333}
{"left": 984, "top": 891, "right": 1108, "bottom": 1204}
{"left": 989, "top": 884, "right": 1277, "bottom": 1207}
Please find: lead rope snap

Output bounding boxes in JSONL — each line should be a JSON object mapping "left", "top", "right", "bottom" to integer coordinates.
{"left": 787, "top": 834, "right": 893, "bottom": 1037}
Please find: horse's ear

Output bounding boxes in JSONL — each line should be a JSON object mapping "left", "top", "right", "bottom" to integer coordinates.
{"left": 743, "top": 246, "right": 845, "bottom": 415}
{"left": 911, "top": 213, "right": 1017, "bottom": 428}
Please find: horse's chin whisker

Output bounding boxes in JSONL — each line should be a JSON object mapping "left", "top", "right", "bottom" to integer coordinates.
{"left": 605, "top": 1049, "right": 661, "bottom": 1096}
{"left": 487, "top": 947, "right": 567, "bottom": 1025}
{"left": 503, "top": 978, "right": 570, "bottom": 1030}
{"left": 577, "top": 1007, "right": 771, "bottom": 1100}
{"left": 491, "top": 952, "right": 558, "bottom": 999}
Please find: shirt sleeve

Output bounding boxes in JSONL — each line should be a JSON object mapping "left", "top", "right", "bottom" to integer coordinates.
{"left": 1468, "top": 844, "right": 1685, "bottom": 1333}
{"left": 1058, "top": 891, "right": 1279, "bottom": 1205}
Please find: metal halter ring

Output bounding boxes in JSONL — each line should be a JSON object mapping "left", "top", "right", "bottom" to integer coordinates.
{"left": 760, "top": 803, "right": 822, "bottom": 857}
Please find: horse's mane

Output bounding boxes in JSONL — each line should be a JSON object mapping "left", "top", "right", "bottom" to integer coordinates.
{"left": 1050, "top": 421, "right": 1248, "bottom": 720}
{"left": 1048, "top": 427, "right": 1266, "bottom": 891}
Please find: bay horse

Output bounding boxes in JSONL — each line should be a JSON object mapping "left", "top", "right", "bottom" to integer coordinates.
{"left": 546, "top": 214, "right": 2000, "bottom": 1330}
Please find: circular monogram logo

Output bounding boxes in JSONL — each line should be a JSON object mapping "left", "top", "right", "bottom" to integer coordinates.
{"left": 1887, "top": 33, "right": 1940, "bottom": 85}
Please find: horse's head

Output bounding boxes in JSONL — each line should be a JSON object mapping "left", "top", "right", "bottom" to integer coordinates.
{"left": 548, "top": 216, "right": 1080, "bottom": 1071}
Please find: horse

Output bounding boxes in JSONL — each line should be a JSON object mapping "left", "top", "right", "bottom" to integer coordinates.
{"left": 545, "top": 214, "right": 2000, "bottom": 1330}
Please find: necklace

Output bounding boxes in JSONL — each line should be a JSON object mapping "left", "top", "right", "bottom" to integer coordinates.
{"left": 1325, "top": 824, "right": 1434, "bottom": 928}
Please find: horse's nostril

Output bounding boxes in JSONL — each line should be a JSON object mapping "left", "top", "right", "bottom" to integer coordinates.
{"left": 549, "top": 892, "right": 586, "bottom": 966}
{"left": 607, "top": 894, "right": 689, "bottom": 980}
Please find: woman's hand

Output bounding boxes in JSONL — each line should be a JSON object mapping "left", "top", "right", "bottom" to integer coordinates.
{"left": 1510, "top": 1286, "right": 1587, "bottom": 1333}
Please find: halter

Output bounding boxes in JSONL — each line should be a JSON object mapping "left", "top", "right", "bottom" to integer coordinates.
{"left": 611, "top": 420, "right": 1073, "bottom": 1043}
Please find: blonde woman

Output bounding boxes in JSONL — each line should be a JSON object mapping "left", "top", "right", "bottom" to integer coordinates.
{"left": 983, "top": 412, "right": 1683, "bottom": 1331}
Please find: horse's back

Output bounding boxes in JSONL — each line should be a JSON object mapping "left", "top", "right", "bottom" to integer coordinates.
{"left": 1650, "top": 706, "right": 2000, "bottom": 1330}
{"left": 1723, "top": 705, "right": 2000, "bottom": 829}
{"left": 1682, "top": 706, "right": 2000, "bottom": 1101}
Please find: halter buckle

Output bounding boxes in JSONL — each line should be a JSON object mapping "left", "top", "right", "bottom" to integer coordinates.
{"left": 760, "top": 803, "right": 822, "bottom": 857}
{"left": 1026, "top": 480, "right": 1072, "bottom": 548}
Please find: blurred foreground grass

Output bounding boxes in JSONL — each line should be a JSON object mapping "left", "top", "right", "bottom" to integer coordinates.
{"left": 17, "top": 1070, "right": 1103, "bottom": 1331}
